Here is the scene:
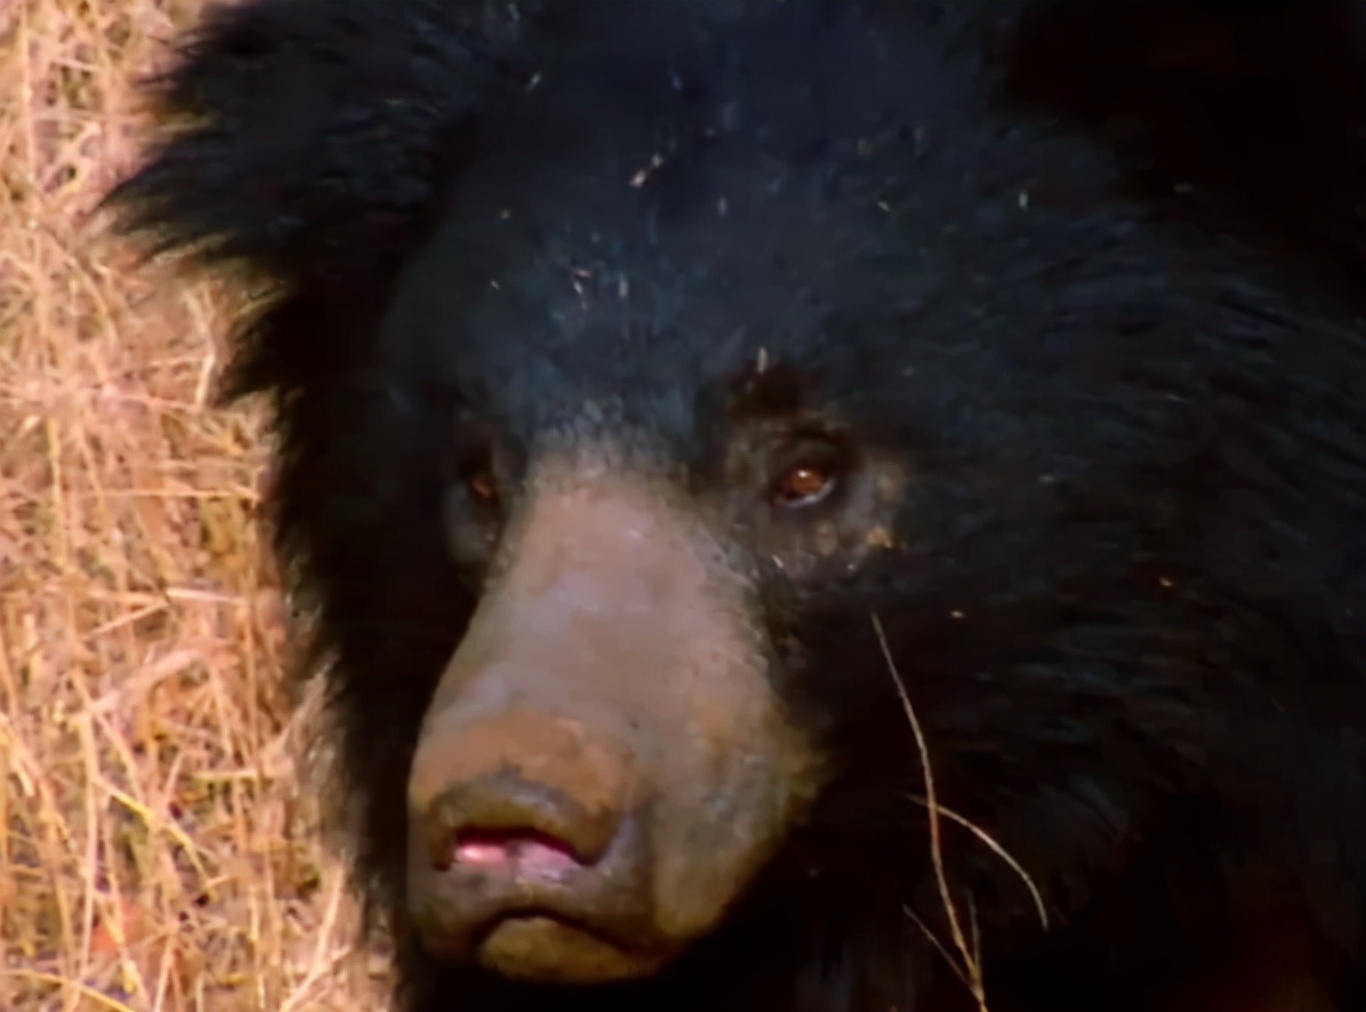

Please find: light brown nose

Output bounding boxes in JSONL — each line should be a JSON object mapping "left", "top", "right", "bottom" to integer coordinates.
{"left": 409, "top": 708, "right": 636, "bottom": 872}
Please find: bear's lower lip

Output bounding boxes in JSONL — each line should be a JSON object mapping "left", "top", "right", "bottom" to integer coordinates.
{"left": 474, "top": 913, "right": 673, "bottom": 985}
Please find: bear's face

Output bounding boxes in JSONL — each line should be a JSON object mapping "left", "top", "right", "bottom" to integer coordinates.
{"left": 384, "top": 10, "right": 1182, "bottom": 984}
{"left": 392, "top": 125, "right": 928, "bottom": 984}
{"left": 104, "top": 0, "right": 1366, "bottom": 1005}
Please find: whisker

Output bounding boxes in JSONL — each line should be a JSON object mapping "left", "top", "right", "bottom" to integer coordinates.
{"left": 872, "top": 612, "right": 989, "bottom": 1011}
{"left": 903, "top": 794, "right": 1049, "bottom": 931}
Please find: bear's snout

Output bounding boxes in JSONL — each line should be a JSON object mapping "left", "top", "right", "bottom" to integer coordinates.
{"left": 405, "top": 460, "right": 824, "bottom": 985}
{"left": 407, "top": 708, "right": 661, "bottom": 986}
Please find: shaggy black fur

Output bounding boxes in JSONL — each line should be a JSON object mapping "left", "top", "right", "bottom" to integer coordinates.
{"left": 107, "top": 1, "right": 1366, "bottom": 1009}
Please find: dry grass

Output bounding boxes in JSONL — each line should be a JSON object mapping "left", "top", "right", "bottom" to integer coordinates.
{"left": 0, "top": 1, "right": 391, "bottom": 1008}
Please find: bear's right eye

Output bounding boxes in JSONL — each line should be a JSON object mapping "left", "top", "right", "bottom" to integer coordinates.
{"left": 453, "top": 440, "right": 502, "bottom": 516}
{"left": 466, "top": 468, "right": 499, "bottom": 507}
{"left": 444, "top": 447, "right": 505, "bottom": 566}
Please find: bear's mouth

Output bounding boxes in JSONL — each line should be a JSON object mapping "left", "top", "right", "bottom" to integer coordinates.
{"left": 409, "top": 807, "right": 684, "bottom": 984}
{"left": 451, "top": 828, "right": 592, "bottom": 884}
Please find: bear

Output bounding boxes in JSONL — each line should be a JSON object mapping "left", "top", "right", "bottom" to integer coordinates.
{"left": 105, "top": 1, "right": 1366, "bottom": 1009}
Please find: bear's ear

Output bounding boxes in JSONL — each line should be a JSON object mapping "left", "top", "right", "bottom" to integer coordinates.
{"left": 104, "top": 0, "right": 542, "bottom": 288}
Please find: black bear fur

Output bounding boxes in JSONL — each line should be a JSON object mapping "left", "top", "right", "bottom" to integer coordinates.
{"left": 107, "top": 1, "right": 1366, "bottom": 1009}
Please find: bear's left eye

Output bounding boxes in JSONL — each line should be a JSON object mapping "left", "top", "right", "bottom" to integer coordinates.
{"left": 774, "top": 465, "right": 835, "bottom": 508}
{"left": 768, "top": 440, "right": 848, "bottom": 511}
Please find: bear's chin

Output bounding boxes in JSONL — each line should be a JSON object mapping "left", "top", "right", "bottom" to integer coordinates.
{"left": 473, "top": 915, "right": 676, "bottom": 987}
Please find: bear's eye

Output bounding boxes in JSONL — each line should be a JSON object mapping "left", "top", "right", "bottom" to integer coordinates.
{"left": 775, "top": 465, "right": 835, "bottom": 507}
{"left": 768, "top": 440, "right": 847, "bottom": 511}
{"left": 455, "top": 442, "right": 501, "bottom": 511}
{"left": 466, "top": 468, "right": 499, "bottom": 506}
{"left": 442, "top": 450, "right": 504, "bottom": 565}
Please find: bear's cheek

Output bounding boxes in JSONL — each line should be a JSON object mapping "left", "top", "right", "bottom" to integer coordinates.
{"left": 404, "top": 456, "right": 827, "bottom": 986}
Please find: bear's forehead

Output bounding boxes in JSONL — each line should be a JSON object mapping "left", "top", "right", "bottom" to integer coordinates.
{"left": 375, "top": 0, "right": 1134, "bottom": 447}
{"left": 387, "top": 135, "right": 950, "bottom": 443}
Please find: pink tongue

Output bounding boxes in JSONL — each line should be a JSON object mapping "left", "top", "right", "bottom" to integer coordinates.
{"left": 454, "top": 833, "right": 581, "bottom": 878}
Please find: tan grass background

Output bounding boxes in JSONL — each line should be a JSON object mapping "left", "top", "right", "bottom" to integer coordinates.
{"left": 1, "top": 1, "right": 391, "bottom": 1008}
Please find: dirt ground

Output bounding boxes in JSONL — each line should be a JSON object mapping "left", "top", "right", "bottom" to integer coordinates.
{"left": 1, "top": 1, "right": 392, "bottom": 1008}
